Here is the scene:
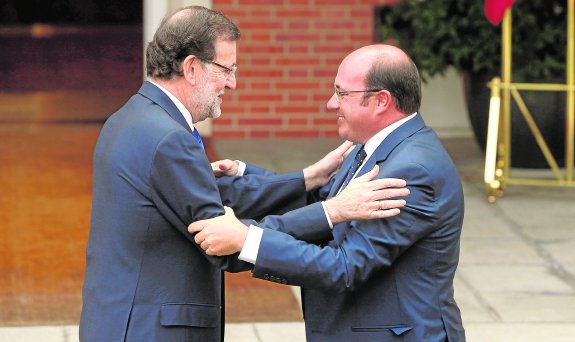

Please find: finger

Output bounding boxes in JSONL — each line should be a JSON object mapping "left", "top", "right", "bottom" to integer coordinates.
{"left": 335, "top": 140, "right": 354, "bottom": 154}
{"left": 211, "top": 161, "right": 222, "bottom": 170}
{"left": 366, "top": 177, "right": 407, "bottom": 190}
{"left": 194, "top": 230, "right": 205, "bottom": 244}
{"left": 371, "top": 188, "right": 410, "bottom": 200}
{"left": 200, "top": 240, "right": 209, "bottom": 251}
{"left": 377, "top": 199, "right": 407, "bottom": 210}
{"left": 343, "top": 141, "right": 355, "bottom": 158}
{"left": 223, "top": 206, "right": 234, "bottom": 215}
{"left": 379, "top": 178, "right": 407, "bottom": 188}
{"left": 205, "top": 247, "right": 218, "bottom": 256}
{"left": 353, "top": 165, "right": 380, "bottom": 182}
{"left": 371, "top": 208, "right": 401, "bottom": 219}
{"left": 188, "top": 221, "right": 205, "bottom": 234}
{"left": 218, "top": 163, "right": 229, "bottom": 171}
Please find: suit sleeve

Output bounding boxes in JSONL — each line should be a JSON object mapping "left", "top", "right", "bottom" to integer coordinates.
{"left": 244, "top": 163, "right": 276, "bottom": 176}
{"left": 252, "top": 162, "right": 439, "bottom": 292}
{"left": 150, "top": 129, "right": 251, "bottom": 273}
{"left": 255, "top": 201, "right": 334, "bottom": 243}
{"left": 216, "top": 171, "right": 308, "bottom": 220}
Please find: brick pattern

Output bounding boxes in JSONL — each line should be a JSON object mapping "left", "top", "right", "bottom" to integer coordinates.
{"left": 212, "top": 0, "right": 391, "bottom": 139}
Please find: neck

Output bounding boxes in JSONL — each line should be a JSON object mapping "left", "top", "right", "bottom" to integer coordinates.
{"left": 152, "top": 77, "right": 192, "bottom": 106}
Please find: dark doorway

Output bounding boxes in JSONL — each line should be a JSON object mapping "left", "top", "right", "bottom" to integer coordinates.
{"left": 0, "top": 0, "right": 142, "bottom": 326}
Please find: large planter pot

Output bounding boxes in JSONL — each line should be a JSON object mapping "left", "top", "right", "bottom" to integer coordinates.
{"left": 463, "top": 71, "right": 566, "bottom": 169}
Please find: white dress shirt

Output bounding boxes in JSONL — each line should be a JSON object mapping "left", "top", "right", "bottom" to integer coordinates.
{"left": 239, "top": 113, "right": 417, "bottom": 264}
{"left": 149, "top": 80, "right": 200, "bottom": 135}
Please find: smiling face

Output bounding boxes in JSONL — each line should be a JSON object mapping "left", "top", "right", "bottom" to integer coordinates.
{"left": 192, "top": 39, "right": 237, "bottom": 123}
{"left": 326, "top": 45, "right": 416, "bottom": 144}
{"left": 326, "top": 51, "right": 382, "bottom": 144}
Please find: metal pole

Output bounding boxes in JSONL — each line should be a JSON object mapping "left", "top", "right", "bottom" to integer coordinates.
{"left": 566, "top": 0, "right": 574, "bottom": 181}
{"left": 501, "top": 9, "right": 512, "bottom": 186}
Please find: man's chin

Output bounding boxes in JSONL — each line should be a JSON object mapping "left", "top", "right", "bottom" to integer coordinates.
{"left": 337, "top": 128, "right": 348, "bottom": 140}
{"left": 211, "top": 110, "right": 222, "bottom": 119}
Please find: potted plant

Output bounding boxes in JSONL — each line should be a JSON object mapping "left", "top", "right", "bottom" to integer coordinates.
{"left": 378, "top": 0, "right": 568, "bottom": 168}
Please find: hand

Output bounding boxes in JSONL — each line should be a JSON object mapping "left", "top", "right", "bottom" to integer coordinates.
{"left": 211, "top": 159, "right": 239, "bottom": 177}
{"left": 324, "top": 165, "right": 409, "bottom": 224}
{"left": 188, "top": 207, "right": 249, "bottom": 255}
{"left": 303, "top": 141, "right": 354, "bottom": 191}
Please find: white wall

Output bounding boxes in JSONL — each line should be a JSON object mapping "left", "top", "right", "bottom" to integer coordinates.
{"left": 420, "top": 68, "right": 473, "bottom": 138}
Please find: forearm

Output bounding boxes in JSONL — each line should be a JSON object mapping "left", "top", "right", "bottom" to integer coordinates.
{"left": 256, "top": 202, "right": 334, "bottom": 243}
{"left": 217, "top": 171, "right": 308, "bottom": 219}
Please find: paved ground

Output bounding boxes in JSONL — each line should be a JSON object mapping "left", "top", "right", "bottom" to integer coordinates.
{"left": 1, "top": 136, "right": 575, "bottom": 342}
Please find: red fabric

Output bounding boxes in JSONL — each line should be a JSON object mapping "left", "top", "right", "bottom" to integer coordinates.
{"left": 484, "top": 0, "right": 515, "bottom": 25}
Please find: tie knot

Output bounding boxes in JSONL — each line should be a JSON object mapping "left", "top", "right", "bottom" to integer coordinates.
{"left": 355, "top": 147, "right": 367, "bottom": 163}
{"left": 338, "top": 146, "right": 367, "bottom": 192}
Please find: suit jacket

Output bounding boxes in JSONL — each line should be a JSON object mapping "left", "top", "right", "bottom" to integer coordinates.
{"left": 253, "top": 114, "right": 466, "bottom": 342}
{"left": 80, "top": 82, "right": 329, "bottom": 341}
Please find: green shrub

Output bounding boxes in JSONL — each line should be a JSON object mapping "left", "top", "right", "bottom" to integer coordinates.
{"left": 379, "top": 0, "right": 567, "bottom": 82}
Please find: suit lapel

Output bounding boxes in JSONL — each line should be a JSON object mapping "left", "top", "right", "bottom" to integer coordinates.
{"left": 138, "top": 81, "right": 193, "bottom": 134}
{"left": 327, "top": 114, "right": 427, "bottom": 244}
{"left": 355, "top": 113, "right": 426, "bottom": 179}
{"left": 328, "top": 144, "right": 364, "bottom": 198}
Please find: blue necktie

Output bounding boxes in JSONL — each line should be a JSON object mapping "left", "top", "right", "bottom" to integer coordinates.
{"left": 192, "top": 129, "right": 204, "bottom": 150}
{"left": 340, "top": 146, "right": 367, "bottom": 190}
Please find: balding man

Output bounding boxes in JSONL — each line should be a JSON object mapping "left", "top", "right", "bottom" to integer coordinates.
{"left": 190, "top": 44, "right": 466, "bottom": 342}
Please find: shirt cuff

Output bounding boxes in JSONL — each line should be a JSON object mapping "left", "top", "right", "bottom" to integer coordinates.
{"left": 321, "top": 201, "right": 334, "bottom": 229}
{"left": 236, "top": 160, "right": 246, "bottom": 176}
{"left": 238, "top": 225, "right": 263, "bottom": 264}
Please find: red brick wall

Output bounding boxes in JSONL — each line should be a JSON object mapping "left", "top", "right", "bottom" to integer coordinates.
{"left": 212, "top": 0, "right": 391, "bottom": 139}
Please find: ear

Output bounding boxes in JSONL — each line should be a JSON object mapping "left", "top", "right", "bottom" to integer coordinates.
{"left": 182, "top": 55, "right": 200, "bottom": 85}
{"left": 375, "top": 90, "right": 393, "bottom": 111}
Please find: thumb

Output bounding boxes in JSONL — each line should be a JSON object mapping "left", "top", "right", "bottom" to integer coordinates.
{"left": 335, "top": 140, "right": 354, "bottom": 155}
{"left": 342, "top": 141, "right": 356, "bottom": 158}
{"left": 353, "top": 164, "right": 379, "bottom": 182}
{"left": 223, "top": 206, "right": 234, "bottom": 215}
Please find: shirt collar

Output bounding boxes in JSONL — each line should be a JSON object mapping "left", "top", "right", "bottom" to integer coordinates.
{"left": 149, "top": 80, "right": 196, "bottom": 132}
{"left": 363, "top": 113, "right": 417, "bottom": 160}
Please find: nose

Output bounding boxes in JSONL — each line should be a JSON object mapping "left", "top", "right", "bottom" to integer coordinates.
{"left": 326, "top": 93, "right": 339, "bottom": 110}
{"left": 226, "top": 73, "right": 237, "bottom": 89}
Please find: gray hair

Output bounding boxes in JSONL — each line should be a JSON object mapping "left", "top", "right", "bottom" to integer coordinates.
{"left": 145, "top": 6, "right": 240, "bottom": 80}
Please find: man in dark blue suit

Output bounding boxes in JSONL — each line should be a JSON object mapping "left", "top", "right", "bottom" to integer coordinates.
{"left": 190, "top": 44, "right": 466, "bottom": 341}
{"left": 79, "top": 7, "right": 409, "bottom": 342}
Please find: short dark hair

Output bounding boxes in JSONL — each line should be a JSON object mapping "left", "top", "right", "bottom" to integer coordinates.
{"left": 145, "top": 6, "right": 240, "bottom": 80}
{"left": 363, "top": 53, "right": 421, "bottom": 114}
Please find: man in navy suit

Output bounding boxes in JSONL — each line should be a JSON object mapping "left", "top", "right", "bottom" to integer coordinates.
{"left": 190, "top": 44, "right": 466, "bottom": 341}
{"left": 79, "top": 7, "right": 409, "bottom": 342}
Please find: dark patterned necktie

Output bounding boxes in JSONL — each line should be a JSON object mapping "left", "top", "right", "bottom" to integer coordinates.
{"left": 340, "top": 146, "right": 367, "bottom": 190}
{"left": 192, "top": 129, "right": 204, "bottom": 150}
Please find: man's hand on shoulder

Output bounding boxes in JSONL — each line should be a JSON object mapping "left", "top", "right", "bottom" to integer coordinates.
{"left": 303, "top": 141, "right": 354, "bottom": 191}
{"left": 325, "top": 165, "right": 410, "bottom": 224}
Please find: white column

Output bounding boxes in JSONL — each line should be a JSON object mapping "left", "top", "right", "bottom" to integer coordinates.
{"left": 420, "top": 69, "right": 472, "bottom": 138}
